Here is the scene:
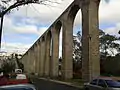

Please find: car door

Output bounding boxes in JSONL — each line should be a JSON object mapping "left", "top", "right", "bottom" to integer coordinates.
{"left": 88, "top": 79, "right": 99, "bottom": 90}
{"left": 97, "top": 79, "right": 108, "bottom": 90}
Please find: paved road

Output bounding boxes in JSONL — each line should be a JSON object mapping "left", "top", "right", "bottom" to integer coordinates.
{"left": 33, "top": 78, "right": 83, "bottom": 90}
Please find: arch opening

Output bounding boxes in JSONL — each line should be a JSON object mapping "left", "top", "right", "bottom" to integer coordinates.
{"left": 44, "top": 30, "right": 52, "bottom": 77}
{"left": 54, "top": 21, "right": 62, "bottom": 77}
{"left": 68, "top": 5, "right": 80, "bottom": 22}
{"left": 67, "top": 5, "right": 82, "bottom": 79}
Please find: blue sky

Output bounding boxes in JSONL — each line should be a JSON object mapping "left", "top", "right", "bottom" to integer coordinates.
{"left": 1, "top": 0, "right": 120, "bottom": 55}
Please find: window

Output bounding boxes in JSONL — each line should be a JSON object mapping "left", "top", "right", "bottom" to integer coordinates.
{"left": 90, "top": 79, "right": 98, "bottom": 85}
{"left": 105, "top": 80, "right": 120, "bottom": 88}
{"left": 98, "top": 79, "right": 107, "bottom": 87}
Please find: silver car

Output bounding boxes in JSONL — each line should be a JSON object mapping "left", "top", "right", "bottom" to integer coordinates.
{"left": 0, "top": 84, "right": 36, "bottom": 90}
{"left": 84, "top": 77, "right": 120, "bottom": 90}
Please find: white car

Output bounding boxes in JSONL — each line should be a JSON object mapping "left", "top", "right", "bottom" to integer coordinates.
{"left": 0, "top": 84, "right": 36, "bottom": 90}
{"left": 16, "top": 74, "right": 27, "bottom": 80}
{"left": 15, "top": 69, "right": 22, "bottom": 74}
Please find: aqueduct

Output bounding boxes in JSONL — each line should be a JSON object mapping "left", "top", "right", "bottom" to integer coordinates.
{"left": 21, "top": 0, "right": 100, "bottom": 82}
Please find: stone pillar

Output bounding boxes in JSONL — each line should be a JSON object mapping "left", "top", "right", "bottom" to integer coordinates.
{"left": 28, "top": 51, "right": 32, "bottom": 73}
{"left": 24, "top": 53, "right": 29, "bottom": 72}
{"left": 44, "top": 33, "right": 51, "bottom": 76}
{"left": 36, "top": 42, "right": 40, "bottom": 74}
{"left": 32, "top": 47, "right": 36, "bottom": 73}
{"left": 62, "top": 20, "right": 73, "bottom": 79}
{"left": 28, "top": 51, "right": 31, "bottom": 73}
{"left": 29, "top": 49, "right": 35, "bottom": 73}
{"left": 51, "top": 27, "right": 59, "bottom": 78}
{"left": 81, "top": 0, "right": 100, "bottom": 82}
{"left": 25, "top": 54, "right": 29, "bottom": 73}
{"left": 37, "top": 40, "right": 42, "bottom": 76}
{"left": 23, "top": 54, "right": 27, "bottom": 72}
{"left": 21, "top": 56, "right": 25, "bottom": 71}
{"left": 39, "top": 37, "right": 45, "bottom": 76}
{"left": 34, "top": 45, "right": 38, "bottom": 73}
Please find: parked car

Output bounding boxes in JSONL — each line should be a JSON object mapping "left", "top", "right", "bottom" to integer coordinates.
{"left": 0, "top": 84, "right": 36, "bottom": 90}
{"left": 84, "top": 76, "right": 120, "bottom": 90}
{"left": 15, "top": 69, "right": 22, "bottom": 74}
{"left": 7, "top": 73, "right": 33, "bottom": 85}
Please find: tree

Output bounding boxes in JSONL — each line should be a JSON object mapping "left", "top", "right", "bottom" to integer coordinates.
{"left": 73, "top": 30, "right": 120, "bottom": 77}
{"left": 99, "top": 30, "right": 120, "bottom": 56}
{"left": 73, "top": 31, "right": 82, "bottom": 78}
{"left": 0, "top": 0, "right": 59, "bottom": 17}
{"left": 0, "top": 0, "right": 60, "bottom": 48}
{"left": 15, "top": 54, "right": 24, "bottom": 71}
{"left": 73, "top": 31, "right": 82, "bottom": 62}
{"left": 1, "top": 59, "right": 16, "bottom": 74}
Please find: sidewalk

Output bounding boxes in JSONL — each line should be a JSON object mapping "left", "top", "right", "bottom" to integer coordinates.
{"left": 30, "top": 74, "right": 84, "bottom": 89}
{"left": 38, "top": 77, "right": 84, "bottom": 89}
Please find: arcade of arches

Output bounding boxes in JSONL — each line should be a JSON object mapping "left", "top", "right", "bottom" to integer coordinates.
{"left": 21, "top": 0, "right": 101, "bottom": 82}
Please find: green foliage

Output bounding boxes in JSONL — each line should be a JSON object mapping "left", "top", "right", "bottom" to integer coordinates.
{"left": 15, "top": 54, "right": 24, "bottom": 71}
{"left": 0, "top": 53, "right": 24, "bottom": 74}
{"left": 73, "top": 30, "right": 120, "bottom": 77}
{"left": 101, "top": 54, "right": 120, "bottom": 76}
{"left": 99, "top": 30, "right": 120, "bottom": 56}
{"left": 1, "top": 60, "right": 15, "bottom": 74}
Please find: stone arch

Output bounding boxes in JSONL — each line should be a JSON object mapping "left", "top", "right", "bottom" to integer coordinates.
{"left": 50, "top": 20, "right": 62, "bottom": 77}
{"left": 55, "top": 21, "right": 62, "bottom": 77}
{"left": 40, "top": 35, "right": 46, "bottom": 76}
{"left": 55, "top": 21, "right": 62, "bottom": 34}
{"left": 61, "top": 4, "right": 81, "bottom": 79}
{"left": 68, "top": 5, "right": 80, "bottom": 22}
{"left": 44, "top": 30, "right": 52, "bottom": 76}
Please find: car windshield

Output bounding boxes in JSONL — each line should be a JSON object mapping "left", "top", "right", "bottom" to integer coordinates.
{"left": 105, "top": 80, "right": 120, "bottom": 88}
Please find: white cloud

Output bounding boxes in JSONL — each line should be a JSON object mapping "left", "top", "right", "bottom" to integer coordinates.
{"left": 1, "top": 42, "right": 32, "bottom": 55}
{"left": 8, "top": 0, "right": 74, "bottom": 25}
{"left": 2, "top": 0, "right": 120, "bottom": 54}
{"left": 104, "top": 23, "right": 120, "bottom": 36}
{"left": 99, "top": 0, "right": 120, "bottom": 23}
{"left": 13, "top": 25, "right": 38, "bottom": 34}
{"left": 3, "top": 16, "right": 13, "bottom": 34}
{"left": 38, "top": 27, "right": 48, "bottom": 36}
{"left": 3, "top": 16, "right": 42, "bottom": 35}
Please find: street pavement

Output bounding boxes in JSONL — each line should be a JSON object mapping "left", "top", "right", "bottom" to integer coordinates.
{"left": 32, "top": 78, "right": 83, "bottom": 90}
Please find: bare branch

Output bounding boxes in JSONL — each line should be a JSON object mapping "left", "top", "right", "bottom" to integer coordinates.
{"left": 0, "top": 0, "right": 61, "bottom": 17}
{"left": 44, "top": 0, "right": 60, "bottom": 4}
{"left": 0, "top": 0, "right": 44, "bottom": 17}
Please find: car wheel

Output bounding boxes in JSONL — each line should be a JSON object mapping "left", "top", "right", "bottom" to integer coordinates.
{"left": 84, "top": 87, "right": 89, "bottom": 90}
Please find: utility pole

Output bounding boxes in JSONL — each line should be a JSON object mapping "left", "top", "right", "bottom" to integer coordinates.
{"left": 0, "top": 16, "right": 4, "bottom": 50}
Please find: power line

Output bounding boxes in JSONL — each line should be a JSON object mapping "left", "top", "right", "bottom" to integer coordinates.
{"left": 31, "top": 3, "right": 61, "bottom": 17}
{"left": 31, "top": 4, "right": 42, "bottom": 16}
